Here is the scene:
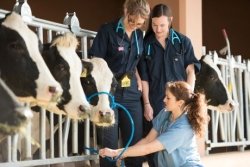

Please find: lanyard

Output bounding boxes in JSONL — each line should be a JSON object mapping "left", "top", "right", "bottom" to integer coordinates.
{"left": 116, "top": 18, "right": 140, "bottom": 56}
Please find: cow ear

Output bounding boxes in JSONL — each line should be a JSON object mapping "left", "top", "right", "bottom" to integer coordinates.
{"left": 200, "top": 55, "right": 206, "bottom": 61}
{"left": 81, "top": 68, "right": 88, "bottom": 78}
{"left": 81, "top": 60, "right": 93, "bottom": 78}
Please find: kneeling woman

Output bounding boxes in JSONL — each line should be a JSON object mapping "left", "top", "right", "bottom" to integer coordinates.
{"left": 99, "top": 81, "right": 208, "bottom": 167}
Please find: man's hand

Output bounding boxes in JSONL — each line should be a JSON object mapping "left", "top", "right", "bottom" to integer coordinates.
{"left": 144, "top": 103, "right": 154, "bottom": 121}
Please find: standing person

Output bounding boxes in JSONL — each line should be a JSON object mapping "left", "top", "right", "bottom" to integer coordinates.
{"left": 99, "top": 81, "right": 207, "bottom": 167}
{"left": 138, "top": 4, "right": 200, "bottom": 166}
{"left": 89, "top": 0, "right": 150, "bottom": 166}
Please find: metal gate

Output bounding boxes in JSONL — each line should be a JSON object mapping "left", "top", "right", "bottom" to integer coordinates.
{"left": 0, "top": 3, "right": 98, "bottom": 166}
{"left": 204, "top": 51, "right": 250, "bottom": 154}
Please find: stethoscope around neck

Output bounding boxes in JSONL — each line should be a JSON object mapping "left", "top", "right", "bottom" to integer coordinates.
{"left": 116, "top": 18, "right": 140, "bottom": 56}
{"left": 146, "top": 28, "right": 182, "bottom": 59}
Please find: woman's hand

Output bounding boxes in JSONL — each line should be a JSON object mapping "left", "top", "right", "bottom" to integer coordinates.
{"left": 99, "top": 148, "right": 119, "bottom": 158}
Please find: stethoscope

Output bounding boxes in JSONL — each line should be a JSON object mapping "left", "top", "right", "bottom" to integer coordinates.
{"left": 116, "top": 18, "right": 140, "bottom": 57}
{"left": 146, "top": 28, "right": 182, "bottom": 59}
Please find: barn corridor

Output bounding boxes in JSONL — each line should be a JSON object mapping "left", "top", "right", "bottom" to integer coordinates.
{"left": 142, "top": 150, "right": 250, "bottom": 167}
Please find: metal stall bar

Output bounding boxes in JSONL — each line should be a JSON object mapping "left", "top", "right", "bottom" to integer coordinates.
{"left": 0, "top": 7, "right": 98, "bottom": 166}
{"left": 245, "top": 60, "right": 250, "bottom": 144}
{"left": 205, "top": 51, "right": 250, "bottom": 154}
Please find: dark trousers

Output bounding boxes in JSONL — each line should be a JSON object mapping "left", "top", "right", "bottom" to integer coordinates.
{"left": 143, "top": 120, "right": 156, "bottom": 167}
{"left": 97, "top": 100, "right": 143, "bottom": 167}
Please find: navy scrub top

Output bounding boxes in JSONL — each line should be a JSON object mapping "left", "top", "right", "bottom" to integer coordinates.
{"left": 89, "top": 18, "right": 143, "bottom": 101}
{"left": 138, "top": 29, "right": 200, "bottom": 115}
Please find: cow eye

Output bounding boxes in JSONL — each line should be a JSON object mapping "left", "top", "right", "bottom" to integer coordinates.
{"left": 57, "top": 64, "right": 66, "bottom": 71}
{"left": 60, "top": 66, "right": 65, "bottom": 71}
{"left": 210, "top": 75, "right": 217, "bottom": 81}
{"left": 82, "top": 77, "right": 94, "bottom": 85}
{"left": 9, "top": 41, "right": 23, "bottom": 50}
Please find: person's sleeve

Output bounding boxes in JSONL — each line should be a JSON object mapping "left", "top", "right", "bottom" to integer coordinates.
{"left": 152, "top": 110, "right": 170, "bottom": 132}
{"left": 138, "top": 40, "right": 151, "bottom": 81}
{"left": 137, "top": 54, "right": 149, "bottom": 81}
{"left": 89, "top": 25, "right": 108, "bottom": 58}
{"left": 183, "top": 37, "right": 201, "bottom": 73}
{"left": 157, "top": 124, "right": 192, "bottom": 154}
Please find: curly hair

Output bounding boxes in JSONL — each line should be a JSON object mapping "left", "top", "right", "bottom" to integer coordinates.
{"left": 166, "top": 81, "right": 209, "bottom": 137}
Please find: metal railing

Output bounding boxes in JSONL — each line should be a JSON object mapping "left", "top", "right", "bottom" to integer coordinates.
{"left": 0, "top": 7, "right": 98, "bottom": 166}
{"left": 205, "top": 51, "right": 250, "bottom": 154}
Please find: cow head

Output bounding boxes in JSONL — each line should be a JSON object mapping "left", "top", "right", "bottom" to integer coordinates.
{"left": 42, "top": 33, "right": 91, "bottom": 118}
{"left": 195, "top": 55, "right": 235, "bottom": 112}
{"left": 0, "top": 78, "right": 33, "bottom": 135}
{"left": 0, "top": 12, "right": 62, "bottom": 106}
{"left": 81, "top": 58, "right": 117, "bottom": 126}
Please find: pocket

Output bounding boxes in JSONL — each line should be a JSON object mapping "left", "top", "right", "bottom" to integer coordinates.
{"left": 173, "top": 53, "right": 186, "bottom": 79}
{"left": 108, "top": 43, "right": 125, "bottom": 63}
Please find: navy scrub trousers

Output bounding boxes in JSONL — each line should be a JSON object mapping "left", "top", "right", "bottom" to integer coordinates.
{"left": 97, "top": 97, "right": 143, "bottom": 167}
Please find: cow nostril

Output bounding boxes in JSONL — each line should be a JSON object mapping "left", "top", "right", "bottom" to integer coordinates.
{"left": 99, "top": 111, "right": 104, "bottom": 117}
{"left": 49, "top": 86, "right": 56, "bottom": 94}
{"left": 79, "top": 105, "right": 86, "bottom": 112}
{"left": 229, "top": 102, "right": 235, "bottom": 110}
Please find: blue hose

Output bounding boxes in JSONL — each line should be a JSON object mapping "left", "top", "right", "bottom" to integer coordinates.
{"left": 86, "top": 92, "right": 135, "bottom": 166}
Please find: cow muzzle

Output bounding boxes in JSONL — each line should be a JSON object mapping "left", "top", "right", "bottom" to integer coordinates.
{"left": 49, "top": 86, "right": 63, "bottom": 103}
{"left": 91, "top": 109, "right": 115, "bottom": 127}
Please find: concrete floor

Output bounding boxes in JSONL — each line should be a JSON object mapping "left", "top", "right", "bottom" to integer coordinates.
{"left": 201, "top": 151, "right": 250, "bottom": 167}
{"left": 53, "top": 150, "right": 250, "bottom": 167}
{"left": 143, "top": 151, "right": 250, "bottom": 167}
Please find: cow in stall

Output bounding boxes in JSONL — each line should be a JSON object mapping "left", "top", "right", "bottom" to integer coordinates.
{"left": 31, "top": 33, "right": 117, "bottom": 162}
{"left": 0, "top": 12, "right": 67, "bottom": 162}
{"left": 0, "top": 12, "right": 64, "bottom": 108}
{"left": 195, "top": 55, "right": 234, "bottom": 112}
{"left": 80, "top": 57, "right": 117, "bottom": 125}
{"left": 0, "top": 78, "right": 33, "bottom": 135}
{"left": 41, "top": 32, "right": 91, "bottom": 118}
{"left": 41, "top": 32, "right": 116, "bottom": 124}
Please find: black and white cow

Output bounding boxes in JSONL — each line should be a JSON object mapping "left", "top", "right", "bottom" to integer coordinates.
{"left": 81, "top": 57, "right": 117, "bottom": 126}
{"left": 42, "top": 33, "right": 116, "bottom": 125}
{"left": 0, "top": 78, "right": 33, "bottom": 135}
{"left": 195, "top": 55, "right": 234, "bottom": 112}
{"left": 42, "top": 32, "right": 91, "bottom": 118}
{"left": 0, "top": 12, "right": 62, "bottom": 106}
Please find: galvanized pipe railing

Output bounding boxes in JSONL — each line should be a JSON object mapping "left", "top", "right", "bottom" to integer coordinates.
{"left": 0, "top": 7, "right": 97, "bottom": 166}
